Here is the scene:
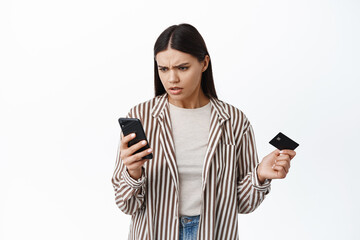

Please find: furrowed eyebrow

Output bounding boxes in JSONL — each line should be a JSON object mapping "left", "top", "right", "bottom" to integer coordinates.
{"left": 158, "top": 62, "right": 190, "bottom": 68}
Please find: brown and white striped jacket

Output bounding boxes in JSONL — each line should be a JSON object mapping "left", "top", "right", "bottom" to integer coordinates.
{"left": 112, "top": 92, "right": 271, "bottom": 240}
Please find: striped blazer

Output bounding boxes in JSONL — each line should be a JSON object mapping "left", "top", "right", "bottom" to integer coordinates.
{"left": 112, "top": 92, "right": 271, "bottom": 240}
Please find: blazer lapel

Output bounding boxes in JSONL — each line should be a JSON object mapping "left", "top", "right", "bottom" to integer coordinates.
{"left": 151, "top": 93, "right": 180, "bottom": 195}
{"left": 201, "top": 97, "right": 230, "bottom": 191}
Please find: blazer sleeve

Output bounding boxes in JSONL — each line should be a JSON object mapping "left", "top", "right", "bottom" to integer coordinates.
{"left": 236, "top": 120, "right": 272, "bottom": 214}
{"left": 111, "top": 111, "right": 147, "bottom": 215}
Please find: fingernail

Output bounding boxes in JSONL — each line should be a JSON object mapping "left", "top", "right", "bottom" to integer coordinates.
{"left": 272, "top": 164, "right": 275, "bottom": 168}
{"left": 142, "top": 140, "right": 146, "bottom": 145}
{"left": 279, "top": 150, "right": 283, "bottom": 154}
{"left": 147, "top": 148, "right": 152, "bottom": 152}
{"left": 131, "top": 133, "right": 135, "bottom": 137}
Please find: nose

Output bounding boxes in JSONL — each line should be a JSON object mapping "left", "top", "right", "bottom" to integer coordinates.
{"left": 168, "top": 69, "right": 179, "bottom": 83}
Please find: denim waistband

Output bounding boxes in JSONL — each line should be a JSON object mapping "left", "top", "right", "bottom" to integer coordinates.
{"left": 179, "top": 215, "right": 200, "bottom": 227}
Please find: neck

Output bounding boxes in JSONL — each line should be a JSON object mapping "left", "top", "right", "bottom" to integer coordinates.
{"left": 168, "top": 90, "right": 210, "bottom": 109}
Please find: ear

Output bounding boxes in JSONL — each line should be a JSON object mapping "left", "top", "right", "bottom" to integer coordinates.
{"left": 202, "top": 55, "right": 210, "bottom": 72}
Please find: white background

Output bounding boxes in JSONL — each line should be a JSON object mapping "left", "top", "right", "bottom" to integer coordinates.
{"left": 1, "top": 0, "right": 359, "bottom": 239}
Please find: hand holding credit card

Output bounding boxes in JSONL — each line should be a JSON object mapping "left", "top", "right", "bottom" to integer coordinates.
{"left": 257, "top": 132, "right": 298, "bottom": 182}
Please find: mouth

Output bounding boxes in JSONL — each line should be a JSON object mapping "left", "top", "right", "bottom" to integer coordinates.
{"left": 169, "top": 87, "right": 183, "bottom": 95}
{"left": 169, "top": 87, "right": 183, "bottom": 90}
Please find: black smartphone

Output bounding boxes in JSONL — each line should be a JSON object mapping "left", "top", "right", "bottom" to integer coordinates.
{"left": 118, "top": 117, "right": 153, "bottom": 159}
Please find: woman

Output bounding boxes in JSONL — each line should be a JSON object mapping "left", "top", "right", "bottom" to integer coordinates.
{"left": 112, "top": 23, "right": 296, "bottom": 240}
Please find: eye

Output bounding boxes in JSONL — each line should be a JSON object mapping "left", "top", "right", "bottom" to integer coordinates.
{"left": 159, "top": 67, "right": 167, "bottom": 72}
{"left": 178, "top": 67, "right": 188, "bottom": 71}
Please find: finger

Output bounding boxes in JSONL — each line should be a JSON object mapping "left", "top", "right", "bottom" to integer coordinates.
{"left": 129, "top": 147, "right": 153, "bottom": 162}
{"left": 273, "top": 149, "right": 281, "bottom": 156}
{"left": 278, "top": 154, "right": 291, "bottom": 162}
{"left": 120, "top": 133, "right": 136, "bottom": 150}
{"left": 280, "top": 149, "right": 296, "bottom": 159}
{"left": 272, "top": 165, "right": 287, "bottom": 178}
{"left": 128, "top": 140, "right": 149, "bottom": 156}
{"left": 272, "top": 163, "right": 286, "bottom": 172}
{"left": 122, "top": 141, "right": 151, "bottom": 164}
{"left": 274, "top": 160, "right": 290, "bottom": 172}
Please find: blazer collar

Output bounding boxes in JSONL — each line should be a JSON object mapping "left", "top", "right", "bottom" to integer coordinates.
{"left": 151, "top": 92, "right": 230, "bottom": 123}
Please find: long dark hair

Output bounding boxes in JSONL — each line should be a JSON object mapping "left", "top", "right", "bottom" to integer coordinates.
{"left": 153, "top": 23, "right": 218, "bottom": 99}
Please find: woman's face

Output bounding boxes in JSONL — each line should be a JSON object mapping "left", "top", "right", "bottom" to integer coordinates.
{"left": 155, "top": 48, "right": 209, "bottom": 108}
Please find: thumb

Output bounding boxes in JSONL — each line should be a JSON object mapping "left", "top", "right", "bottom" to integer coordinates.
{"left": 272, "top": 149, "right": 281, "bottom": 156}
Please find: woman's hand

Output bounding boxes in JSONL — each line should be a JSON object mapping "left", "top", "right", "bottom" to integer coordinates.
{"left": 257, "top": 149, "right": 296, "bottom": 184}
{"left": 120, "top": 132, "right": 153, "bottom": 180}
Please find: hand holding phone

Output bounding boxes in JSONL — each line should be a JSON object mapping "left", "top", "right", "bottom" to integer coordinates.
{"left": 118, "top": 117, "right": 153, "bottom": 180}
{"left": 119, "top": 118, "right": 153, "bottom": 159}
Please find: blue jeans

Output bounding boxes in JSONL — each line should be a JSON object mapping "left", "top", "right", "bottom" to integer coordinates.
{"left": 179, "top": 215, "right": 200, "bottom": 240}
